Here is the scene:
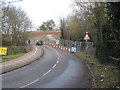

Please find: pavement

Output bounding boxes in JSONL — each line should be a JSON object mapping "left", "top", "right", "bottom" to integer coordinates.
{"left": 0, "top": 45, "right": 43, "bottom": 74}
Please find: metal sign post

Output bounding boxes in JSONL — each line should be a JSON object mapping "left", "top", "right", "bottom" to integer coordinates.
{"left": 83, "top": 32, "right": 90, "bottom": 56}
{"left": 86, "top": 40, "right": 88, "bottom": 54}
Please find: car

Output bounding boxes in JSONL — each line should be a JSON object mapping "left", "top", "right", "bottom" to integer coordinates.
{"left": 36, "top": 40, "right": 43, "bottom": 45}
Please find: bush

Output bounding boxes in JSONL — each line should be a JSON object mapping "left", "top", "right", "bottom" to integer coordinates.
{"left": 6, "top": 45, "right": 32, "bottom": 55}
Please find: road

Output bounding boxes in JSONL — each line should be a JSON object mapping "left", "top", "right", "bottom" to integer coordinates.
{"left": 2, "top": 45, "right": 92, "bottom": 89}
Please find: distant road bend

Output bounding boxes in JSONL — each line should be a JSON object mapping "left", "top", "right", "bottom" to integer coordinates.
{"left": 2, "top": 45, "right": 92, "bottom": 88}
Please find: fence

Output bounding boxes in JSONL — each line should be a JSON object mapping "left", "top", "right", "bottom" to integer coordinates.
{"left": 60, "top": 39, "right": 94, "bottom": 54}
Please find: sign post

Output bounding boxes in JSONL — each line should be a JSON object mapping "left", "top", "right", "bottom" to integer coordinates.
{"left": 83, "top": 32, "right": 90, "bottom": 55}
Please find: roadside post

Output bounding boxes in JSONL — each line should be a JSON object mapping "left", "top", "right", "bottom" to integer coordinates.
{"left": 83, "top": 32, "right": 90, "bottom": 56}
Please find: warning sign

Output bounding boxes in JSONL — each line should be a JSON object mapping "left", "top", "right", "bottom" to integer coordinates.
{"left": 72, "top": 47, "right": 76, "bottom": 52}
{"left": 0, "top": 47, "right": 8, "bottom": 55}
{"left": 56, "top": 40, "right": 59, "bottom": 45}
{"left": 83, "top": 33, "right": 90, "bottom": 40}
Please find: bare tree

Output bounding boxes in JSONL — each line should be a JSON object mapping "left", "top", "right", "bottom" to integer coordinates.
{"left": 2, "top": 5, "right": 32, "bottom": 46}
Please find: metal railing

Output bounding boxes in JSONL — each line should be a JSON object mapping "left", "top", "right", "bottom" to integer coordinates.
{"left": 60, "top": 39, "right": 93, "bottom": 54}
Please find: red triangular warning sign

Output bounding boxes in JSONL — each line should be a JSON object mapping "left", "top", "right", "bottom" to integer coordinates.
{"left": 83, "top": 34, "right": 90, "bottom": 40}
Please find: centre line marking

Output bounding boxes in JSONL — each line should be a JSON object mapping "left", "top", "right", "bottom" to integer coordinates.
{"left": 19, "top": 79, "right": 39, "bottom": 88}
{"left": 19, "top": 47, "right": 60, "bottom": 88}
{"left": 56, "top": 60, "right": 59, "bottom": 63}
{"left": 42, "top": 69, "right": 52, "bottom": 76}
{"left": 52, "top": 64, "right": 56, "bottom": 69}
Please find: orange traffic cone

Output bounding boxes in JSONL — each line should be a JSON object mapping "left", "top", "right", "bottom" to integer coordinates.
{"left": 66, "top": 48, "right": 67, "bottom": 52}
{"left": 59, "top": 46, "right": 60, "bottom": 50}
{"left": 69, "top": 48, "right": 71, "bottom": 53}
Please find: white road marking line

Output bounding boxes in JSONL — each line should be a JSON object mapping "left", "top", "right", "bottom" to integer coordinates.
{"left": 42, "top": 69, "right": 52, "bottom": 76}
{"left": 56, "top": 51, "right": 59, "bottom": 64}
{"left": 2, "top": 46, "right": 38, "bottom": 67}
{"left": 56, "top": 60, "right": 59, "bottom": 63}
{"left": 52, "top": 64, "right": 56, "bottom": 69}
{"left": 19, "top": 79, "right": 39, "bottom": 88}
{"left": 19, "top": 47, "right": 60, "bottom": 88}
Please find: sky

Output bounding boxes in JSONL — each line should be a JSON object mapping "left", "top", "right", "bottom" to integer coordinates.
{"left": 7, "top": 0, "right": 73, "bottom": 30}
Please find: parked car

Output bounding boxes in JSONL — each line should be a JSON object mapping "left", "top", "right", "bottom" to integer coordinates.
{"left": 36, "top": 40, "right": 43, "bottom": 45}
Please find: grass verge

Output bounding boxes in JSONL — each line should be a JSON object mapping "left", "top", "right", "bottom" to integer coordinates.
{"left": 0, "top": 53, "right": 24, "bottom": 62}
{"left": 76, "top": 52, "right": 119, "bottom": 88}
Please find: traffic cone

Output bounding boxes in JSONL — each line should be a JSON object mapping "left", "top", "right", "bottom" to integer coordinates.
{"left": 61, "top": 47, "right": 63, "bottom": 51}
{"left": 66, "top": 48, "right": 68, "bottom": 52}
{"left": 63, "top": 47, "right": 65, "bottom": 52}
{"left": 68, "top": 48, "right": 71, "bottom": 53}
{"left": 56, "top": 46, "right": 58, "bottom": 49}
{"left": 59, "top": 46, "right": 60, "bottom": 50}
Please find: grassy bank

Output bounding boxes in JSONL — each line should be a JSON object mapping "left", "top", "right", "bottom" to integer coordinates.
{"left": 0, "top": 53, "right": 24, "bottom": 62}
{"left": 0, "top": 45, "right": 32, "bottom": 62}
{"left": 76, "top": 53, "right": 119, "bottom": 88}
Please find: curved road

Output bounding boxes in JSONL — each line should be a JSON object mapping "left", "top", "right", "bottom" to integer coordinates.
{"left": 2, "top": 45, "right": 92, "bottom": 88}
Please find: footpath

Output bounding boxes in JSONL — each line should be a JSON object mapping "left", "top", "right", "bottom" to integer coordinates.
{"left": 0, "top": 45, "right": 43, "bottom": 74}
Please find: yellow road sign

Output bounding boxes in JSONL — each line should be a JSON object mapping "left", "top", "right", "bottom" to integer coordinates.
{"left": 0, "top": 47, "right": 8, "bottom": 55}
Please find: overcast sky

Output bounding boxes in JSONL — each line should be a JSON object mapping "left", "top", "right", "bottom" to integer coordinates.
{"left": 8, "top": 0, "right": 73, "bottom": 30}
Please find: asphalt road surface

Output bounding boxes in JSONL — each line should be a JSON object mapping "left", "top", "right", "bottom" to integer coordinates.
{"left": 2, "top": 45, "right": 92, "bottom": 89}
